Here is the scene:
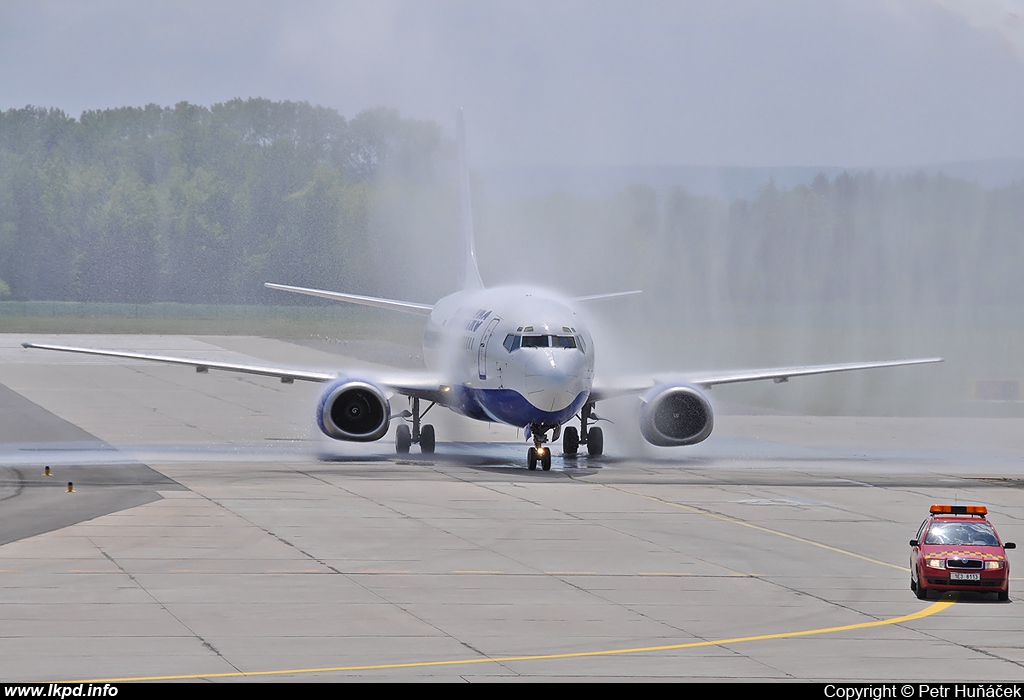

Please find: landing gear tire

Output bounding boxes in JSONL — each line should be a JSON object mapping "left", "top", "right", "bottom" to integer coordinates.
{"left": 541, "top": 449, "right": 552, "bottom": 471}
{"left": 396, "top": 424, "right": 411, "bottom": 454}
{"left": 528, "top": 447, "right": 538, "bottom": 470}
{"left": 420, "top": 424, "right": 435, "bottom": 454}
{"left": 563, "top": 427, "right": 579, "bottom": 456}
{"left": 587, "top": 427, "right": 604, "bottom": 456}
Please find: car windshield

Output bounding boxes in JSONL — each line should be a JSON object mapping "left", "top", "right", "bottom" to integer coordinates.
{"left": 924, "top": 521, "right": 999, "bottom": 546}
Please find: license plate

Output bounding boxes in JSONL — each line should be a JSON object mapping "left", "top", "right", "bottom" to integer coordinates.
{"left": 950, "top": 572, "right": 981, "bottom": 581}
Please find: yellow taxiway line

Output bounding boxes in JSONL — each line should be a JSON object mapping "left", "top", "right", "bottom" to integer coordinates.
{"left": 56, "top": 598, "right": 954, "bottom": 683}
{"left": 596, "top": 482, "right": 911, "bottom": 572}
{"left": 51, "top": 472, "right": 958, "bottom": 683}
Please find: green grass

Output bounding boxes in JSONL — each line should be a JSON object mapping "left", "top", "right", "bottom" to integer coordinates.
{"left": 0, "top": 301, "right": 423, "bottom": 345}
{"left": 4, "top": 300, "right": 1022, "bottom": 417}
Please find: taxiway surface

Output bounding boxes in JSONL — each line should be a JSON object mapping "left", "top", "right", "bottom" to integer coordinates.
{"left": 1, "top": 335, "right": 1022, "bottom": 682}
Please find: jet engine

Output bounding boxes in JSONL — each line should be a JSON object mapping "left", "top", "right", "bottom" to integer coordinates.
{"left": 639, "top": 384, "right": 714, "bottom": 447}
{"left": 317, "top": 379, "right": 391, "bottom": 442}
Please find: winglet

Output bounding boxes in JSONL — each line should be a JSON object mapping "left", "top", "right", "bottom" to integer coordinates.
{"left": 457, "top": 109, "right": 485, "bottom": 291}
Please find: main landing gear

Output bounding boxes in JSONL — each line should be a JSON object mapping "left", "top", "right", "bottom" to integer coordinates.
{"left": 396, "top": 397, "right": 436, "bottom": 454}
{"left": 562, "top": 401, "right": 603, "bottom": 457}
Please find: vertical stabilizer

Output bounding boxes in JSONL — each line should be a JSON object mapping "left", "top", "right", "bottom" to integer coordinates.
{"left": 457, "top": 109, "right": 485, "bottom": 291}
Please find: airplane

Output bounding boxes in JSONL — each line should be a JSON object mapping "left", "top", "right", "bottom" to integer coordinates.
{"left": 23, "top": 111, "right": 943, "bottom": 471}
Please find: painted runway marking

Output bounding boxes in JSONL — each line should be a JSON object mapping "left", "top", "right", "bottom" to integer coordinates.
{"left": 597, "top": 482, "right": 909, "bottom": 572}
{"left": 55, "top": 598, "right": 955, "bottom": 682}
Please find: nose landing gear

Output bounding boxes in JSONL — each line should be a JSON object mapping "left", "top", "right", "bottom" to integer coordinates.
{"left": 527, "top": 445, "right": 552, "bottom": 471}
{"left": 527, "top": 424, "right": 553, "bottom": 471}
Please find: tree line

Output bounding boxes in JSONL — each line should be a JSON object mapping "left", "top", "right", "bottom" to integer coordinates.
{"left": 0, "top": 99, "right": 446, "bottom": 303}
{"left": 479, "top": 172, "right": 1024, "bottom": 324}
{"left": 2, "top": 99, "right": 1021, "bottom": 320}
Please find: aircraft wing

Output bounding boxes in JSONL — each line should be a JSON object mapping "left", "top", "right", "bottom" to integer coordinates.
{"left": 20, "top": 342, "right": 448, "bottom": 401}
{"left": 590, "top": 357, "right": 943, "bottom": 402}
{"left": 573, "top": 290, "right": 643, "bottom": 302}
{"left": 264, "top": 283, "right": 433, "bottom": 316}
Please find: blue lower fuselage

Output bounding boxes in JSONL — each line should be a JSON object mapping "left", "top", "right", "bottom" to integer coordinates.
{"left": 450, "top": 386, "right": 589, "bottom": 429}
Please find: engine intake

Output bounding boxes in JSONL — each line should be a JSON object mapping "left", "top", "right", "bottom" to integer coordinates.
{"left": 639, "top": 384, "right": 714, "bottom": 447}
{"left": 317, "top": 380, "right": 390, "bottom": 442}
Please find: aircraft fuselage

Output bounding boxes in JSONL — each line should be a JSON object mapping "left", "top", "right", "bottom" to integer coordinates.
{"left": 423, "top": 285, "right": 594, "bottom": 431}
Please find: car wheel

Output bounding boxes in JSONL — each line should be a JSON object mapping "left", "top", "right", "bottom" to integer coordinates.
{"left": 915, "top": 582, "right": 928, "bottom": 600}
{"left": 998, "top": 589, "right": 1009, "bottom": 602}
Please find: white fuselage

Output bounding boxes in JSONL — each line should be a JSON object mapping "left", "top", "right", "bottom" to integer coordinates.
{"left": 422, "top": 286, "right": 594, "bottom": 429}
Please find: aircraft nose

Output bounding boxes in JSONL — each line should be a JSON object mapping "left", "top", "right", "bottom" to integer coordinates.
{"left": 523, "top": 350, "right": 590, "bottom": 412}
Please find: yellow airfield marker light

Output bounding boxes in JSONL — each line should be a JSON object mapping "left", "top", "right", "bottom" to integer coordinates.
{"left": 66, "top": 482, "right": 74, "bottom": 493}
{"left": 43, "top": 466, "right": 51, "bottom": 477}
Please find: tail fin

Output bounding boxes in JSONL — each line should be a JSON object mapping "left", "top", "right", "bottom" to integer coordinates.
{"left": 457, "top": 109, "right": 485, "bottom": 291}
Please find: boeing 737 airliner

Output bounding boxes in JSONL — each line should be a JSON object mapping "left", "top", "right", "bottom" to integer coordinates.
{"left": 23, "top": 112, "right": 942, "bottom": 470}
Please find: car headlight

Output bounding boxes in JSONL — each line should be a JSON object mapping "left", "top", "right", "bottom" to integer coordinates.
{"left": 926, "top": 559, "right": 945, "bottom": 569}
{"left": 984, "top": 560, "right": 1005, "bottom": 569}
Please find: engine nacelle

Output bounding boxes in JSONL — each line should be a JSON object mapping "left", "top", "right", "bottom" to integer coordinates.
{"left": 639, "top": 384, "right": 714, "bottom": 447}
{"left": 317, "top": 379, "right": 391, "bottom": 442}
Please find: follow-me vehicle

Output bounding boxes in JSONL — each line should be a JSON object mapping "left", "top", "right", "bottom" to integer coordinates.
{"left": 23, "top": 112, "right": 942, "bottom": 469}
{"left": 910, "top": 504, "right": 1015, "bottom": 601}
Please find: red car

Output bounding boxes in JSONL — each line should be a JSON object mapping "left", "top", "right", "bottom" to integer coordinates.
{"left": 910, "top": 505, "right": 1016, "bottom": 601}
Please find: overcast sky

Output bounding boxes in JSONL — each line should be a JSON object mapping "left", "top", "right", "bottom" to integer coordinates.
{"left": 2, "top": 0, "right": 1023, "bottom": 168}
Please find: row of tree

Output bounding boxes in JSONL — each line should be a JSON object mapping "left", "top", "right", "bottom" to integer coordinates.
{"left": 478, "top": 172, "right": 1024, "bottom": 323}
{"left": 0, "top": 100, "right": 447, "bottom": 303}
{"left": 2, "top": 99, "right": 1022, "bottom": 318}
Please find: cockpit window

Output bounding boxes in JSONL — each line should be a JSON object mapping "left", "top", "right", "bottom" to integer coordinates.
{"left": 507, "top": 334, "right": 579, "bottom": 351}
